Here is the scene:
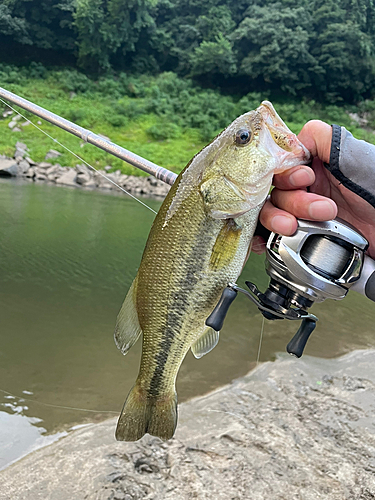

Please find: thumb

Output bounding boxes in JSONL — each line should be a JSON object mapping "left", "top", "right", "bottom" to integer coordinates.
{"left": 297, "top": 120, "right": 332, "bottom": 164}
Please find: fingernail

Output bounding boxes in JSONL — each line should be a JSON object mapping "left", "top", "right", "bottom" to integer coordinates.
{"left": 271, "top": 215, "right": 294, "bottom": 234}
{"left": 308, "top": 200, "right": 337, "bottom": 219}
{"left": 289, "top": 168, "right": 314, "bottom": 187}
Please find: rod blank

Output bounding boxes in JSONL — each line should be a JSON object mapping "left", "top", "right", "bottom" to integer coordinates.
{"left": 0, "top": 87, "right": 178, "bottom": 186}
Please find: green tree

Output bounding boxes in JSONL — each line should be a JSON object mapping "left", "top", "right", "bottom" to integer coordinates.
{"left": 74, "top": 0, "right": 157, "bottom": 70}
{"left": 232, "top": 4, "right": 319, "bottom": 94}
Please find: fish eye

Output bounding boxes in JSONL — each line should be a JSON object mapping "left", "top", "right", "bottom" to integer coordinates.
{"left": 235, "top": 128, "right": 252, "bottom": 146}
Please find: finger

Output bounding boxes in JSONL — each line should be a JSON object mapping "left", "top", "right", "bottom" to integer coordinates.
{"left": 273, "top": 165, "right": 315, "bottom": 190}
{"left": 259, "top": 199, "right": 298, "bottom": 235}
{"left": 297, "top": 120, "right": 332, "bottom": 163}
{"left": 271, "top": 189, "right": 337, "bottom": 221}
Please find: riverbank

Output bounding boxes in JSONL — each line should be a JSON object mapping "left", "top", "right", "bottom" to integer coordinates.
{"left": 2, "top": 349, "right": 375, "bottom": 500}
{"left": 0, "top": 141, "right": 171, "bottom": 198}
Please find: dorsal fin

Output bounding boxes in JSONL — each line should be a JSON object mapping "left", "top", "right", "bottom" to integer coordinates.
{"left": 114, "top": 278, "right": 142, "bottom": 355}
{"left": 191, "top": 327, "right": 220, "bottom": 359}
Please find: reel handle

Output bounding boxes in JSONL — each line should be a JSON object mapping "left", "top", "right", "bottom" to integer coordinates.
{"left": 206, "top": 287, "right": 238, "bottom": 331}
{"left": 286, "top": 318, "right": 317, "bottom": 358}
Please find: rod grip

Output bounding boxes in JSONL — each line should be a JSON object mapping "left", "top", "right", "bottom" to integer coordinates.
{"left": 206, "top": 287, "right": 238, "bottom": 331}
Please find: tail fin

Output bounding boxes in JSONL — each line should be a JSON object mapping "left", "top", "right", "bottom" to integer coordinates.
{"left": 115, "top": 384, "right": 177, "bottom": 441}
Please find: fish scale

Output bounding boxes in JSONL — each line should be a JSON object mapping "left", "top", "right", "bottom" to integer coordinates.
{"left": 114, "top": 101, "right": 310, "bottom": 441}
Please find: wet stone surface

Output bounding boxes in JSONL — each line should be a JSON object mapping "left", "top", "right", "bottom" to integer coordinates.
{"left": 2, "top": 350, "right": 375, "bottom": 499}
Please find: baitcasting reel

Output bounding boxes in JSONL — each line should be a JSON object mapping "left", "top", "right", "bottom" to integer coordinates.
{"left": 206, "top": 218, "right": 375, "bottom": 358}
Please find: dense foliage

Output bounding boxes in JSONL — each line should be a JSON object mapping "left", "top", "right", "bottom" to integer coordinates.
{"left": 1, "top": 65, "right": 374, "bottom": 175}
{"left": 1, "top": 0, "right": 375, "bottom": 101}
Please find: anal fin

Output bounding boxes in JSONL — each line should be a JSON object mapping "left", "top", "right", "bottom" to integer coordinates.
{"left": 191, "top": 327, "right": 220, "bottom": 359}
{"left": 114, "top": 277, "right": 142, "bottom": 355}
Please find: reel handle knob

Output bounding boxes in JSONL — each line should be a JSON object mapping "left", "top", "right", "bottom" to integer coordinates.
{"left": 206, "top": 287, "right": 237, "bottom": 331}
{"left": 286, "top": 318, "right": 317, "bottom": 358}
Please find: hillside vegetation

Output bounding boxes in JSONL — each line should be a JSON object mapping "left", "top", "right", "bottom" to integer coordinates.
{"left": 1, "top": 0, "right": 375, "bottom": 103}
{"left": 1, "top": 67, "right": 375, "bottom": 174}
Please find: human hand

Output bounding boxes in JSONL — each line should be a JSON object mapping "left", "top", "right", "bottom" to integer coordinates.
{"left": 253, "top": 120, "right": 375, "bottom": 259}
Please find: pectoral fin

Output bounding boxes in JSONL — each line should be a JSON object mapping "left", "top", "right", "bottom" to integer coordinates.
{"left": 200, "top": 176, "right": 251, "bottom": 219}
{"left": 191, "top": 327, "right": 220, "bottom": 359}
{"left": 210, "top": 219, "right": 242, "bottom": 271}
{"left": 114, "top": 277, "right": 142, "bottom": 355}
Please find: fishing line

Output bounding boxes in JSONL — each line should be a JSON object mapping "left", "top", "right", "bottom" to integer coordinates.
{"left": 0, "top": 97, "right": 157, "bottom": 215}
{"left": 0, "top": 388, "right": 118, "bottom": 414}
{"left": 256, "top": 316, "right": 265, "bottom": 366}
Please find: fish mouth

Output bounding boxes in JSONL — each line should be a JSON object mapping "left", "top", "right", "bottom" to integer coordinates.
{"left": 258, "top": 101, "right": 311, "bottom": 171}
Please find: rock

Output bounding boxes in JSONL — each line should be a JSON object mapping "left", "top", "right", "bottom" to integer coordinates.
{"left": 76, "top": 171, "right": 92, "bottom": 185}
{"left": 35, "top": 173, "right": 47, "bottom": 181}
{"left": 12, "top": 127, "right": 22, "bottom": 132}
{"left": 13, "top": 115, "right": 21, "bottom": 122}
{"left": 45, "top": 165, "right": 61, "bottom": 176}
{"left": 0, "top": 158, "right": 18, "bottom": 176}
{"left": 55, "top": 168, "right": 78, "bottom": 187}
{"left": 2, "top": 110, "right": 13, "bottom": 118}
{"left": 104, "top": 165, "right": 112, "bottom": 172}
{"left": 37, "top": 162, "right": 52, "bottom": 169}
{"left": 147, "top": 176, "right": 158, "bottom": 187}
{"left": 25, "top": 157, "right": 37, "bottom": 166}
{"left": 82, "top": 178, "right": 97, "bottom": 188}
{"left": 94, "top": 171, "right": 113, "bottom": 189}
{"left": 15, "top": 142, "right": 28, "bottom": 152}
{"left": 45, "top": 149, "right": 62, "bottom": 160}
{"left": 26, "top": 167, "right": 35, "bottom": 178}
{"left": 8, "top": 122, "right": 17, "bottom": 129}
{"left": 18, "top": 159, "right": 30, "bottom": 175}
{"left": 75, "top": 164, "right": 91, "bottom": 174}
{"left": 21, "top": 121, "right": 30, "bottom": 127}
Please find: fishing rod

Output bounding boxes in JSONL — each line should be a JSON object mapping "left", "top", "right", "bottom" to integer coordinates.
{"left": 2, "top": 87, "right": 375, "bottom": 359}
{"left": 0, "top": 87, "right": 177, "bottom": 186}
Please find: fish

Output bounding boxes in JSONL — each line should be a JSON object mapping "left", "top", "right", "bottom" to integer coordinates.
{"left": 114, "top": 101, "right": 310, "bottom": 441}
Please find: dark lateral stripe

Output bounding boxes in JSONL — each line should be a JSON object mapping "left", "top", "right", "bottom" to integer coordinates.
{"left": 148, "top": 220, "right": 208, "bottom": 397}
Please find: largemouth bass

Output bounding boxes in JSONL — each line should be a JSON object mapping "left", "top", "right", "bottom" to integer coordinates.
{"left": 114, "top": 101, "right": 310, "bottom": 441}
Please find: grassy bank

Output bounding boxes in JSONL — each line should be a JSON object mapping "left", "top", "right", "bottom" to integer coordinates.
{"left": 1, "top": 66, "right": 374, "bottom": 175}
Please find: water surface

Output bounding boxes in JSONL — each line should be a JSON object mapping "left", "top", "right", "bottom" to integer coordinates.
{"left": 1, "top": 178, "right": 374, "bottom": 469}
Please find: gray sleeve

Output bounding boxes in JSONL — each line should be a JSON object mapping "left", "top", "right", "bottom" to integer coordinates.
{"left": 324, "top": 124, "right": 375, "bottom": 208}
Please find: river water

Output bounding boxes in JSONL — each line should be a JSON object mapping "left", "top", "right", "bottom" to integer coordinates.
{"left": 1, "top": 178, "right": 374, "bottom": 469}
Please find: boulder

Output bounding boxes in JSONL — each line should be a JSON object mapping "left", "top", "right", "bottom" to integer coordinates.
{"left": 37, "top": 162, "right": 52, "bottom": 169}
{"left": 25, "top": 157, "right": 37, "bottom": 166}
{"left": 18, "top": 159, "right": 30, "bottom": 175}
{"left": 55, "top": 168, "right": 78, "bottom": 186}
{"left": 0, "top": 158, "right": 18, "bottom": 176}
{"left": 35, "top": 173, "right": 47, "bottom": 181}
{"left": 45, "top": 149, "right": 62, "bottom": 160}
{"left": 82, "top": 178, "right": 97, "bottom": 188}
{"left": 15, "top": 142, "right": 28, "bottom": 152}
{"left": 94, "top": 170, "right": 113, "bottom": 189}
{"left": 76, "top": 171, "right": 92, "bottom": 185}
{"left": 26, "top": 167, "right": 35, "bottom": 178}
